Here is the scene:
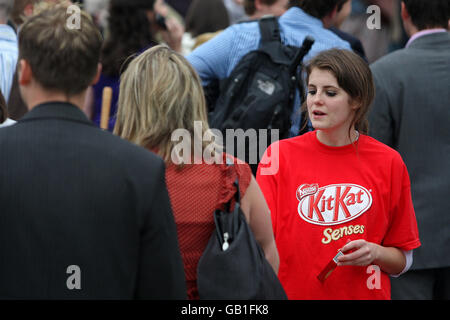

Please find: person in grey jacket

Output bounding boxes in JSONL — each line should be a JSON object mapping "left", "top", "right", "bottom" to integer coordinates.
{"left": 369, "top": 0, "right": 450, "bottom": 300}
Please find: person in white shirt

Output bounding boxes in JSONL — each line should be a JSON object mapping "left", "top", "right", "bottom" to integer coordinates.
{"left": 0, "top": 89, "right": 16, "bottom": 128}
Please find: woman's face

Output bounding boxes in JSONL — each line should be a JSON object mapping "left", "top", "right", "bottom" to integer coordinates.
{"left": 306, "top": 68, "right": 358, "bottom": 136}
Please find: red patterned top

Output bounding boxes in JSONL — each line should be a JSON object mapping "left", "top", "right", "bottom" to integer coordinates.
{"left": 165, "top": 154, "right": 252, "bottom": 300}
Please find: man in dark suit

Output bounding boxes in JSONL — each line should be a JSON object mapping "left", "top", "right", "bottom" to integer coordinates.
{"left": 369, "top": 0, "right": 450, "bottom": 299}
{"left": 0, "top": 5, "right": 187, "bottom": 299}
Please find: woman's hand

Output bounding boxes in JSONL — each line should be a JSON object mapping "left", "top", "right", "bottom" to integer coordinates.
{"left": 160, "top": 17, "right": 184, "bottom": 53}
{"left": 337, "top": 239, "right": 380, "bottom": 267}
{"left": 336, "top": 239, "right": 407, "bottom": 275}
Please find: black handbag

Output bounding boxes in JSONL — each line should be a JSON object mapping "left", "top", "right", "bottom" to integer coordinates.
{"left": 197, "top": 175, "right": 287, "bottom": 300}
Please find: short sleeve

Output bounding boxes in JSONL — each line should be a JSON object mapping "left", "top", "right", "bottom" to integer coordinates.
{"left": 217, "top": 154, "right": 252, "bottom": 208}
{"left": 382, "top": 155, "right": 421, "bottom": 251}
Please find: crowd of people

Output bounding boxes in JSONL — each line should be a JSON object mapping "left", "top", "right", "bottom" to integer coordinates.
{"left": 0, "top": 0, "right": 448, "bottom": 300}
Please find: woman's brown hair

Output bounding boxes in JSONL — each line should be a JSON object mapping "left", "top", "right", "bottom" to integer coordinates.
{"left": 302, "top": 48, "right": 375, "bottom": 136}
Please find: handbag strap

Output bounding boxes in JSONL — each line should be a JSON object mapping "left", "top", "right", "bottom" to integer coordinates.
{"left": 214, "top": 155, "right": 244, "bottom": 249}
{"left": 225, "top": 157, "right": 242, "bottom": 239}
{"left": 225, "top": 155, "right": 241, "bottom": 207}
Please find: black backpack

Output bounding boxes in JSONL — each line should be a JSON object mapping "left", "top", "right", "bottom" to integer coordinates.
{"left": 208, "top": 16, "right": 314, "bottom": 173}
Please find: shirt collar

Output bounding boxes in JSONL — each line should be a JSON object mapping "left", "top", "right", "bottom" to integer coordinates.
{"left": 0, "top": 24, "right": 17, "bottom": 41}
{"left": 405, "top": 28, "right": 447, "bottom": 48}
{"left": 279, "top": 7, "right": 323, "bottom": 28}
{"left": 20, "top": 101, "right": 94, "bottom": 126}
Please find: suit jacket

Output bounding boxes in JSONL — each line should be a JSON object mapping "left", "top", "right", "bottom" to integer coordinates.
{"left": 369, "top": 32, "right": 450, "bottom": 269}
{"left": 0, "top": 102, "right": 187, "bottom": 299}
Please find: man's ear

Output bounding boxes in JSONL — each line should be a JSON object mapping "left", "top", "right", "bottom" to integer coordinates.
{"left": 400, "top": 2, "right": 409, "bottom": 21}
{"left": 18, "top": 59, "right": 32, "bottom": 86}
{"left": 90, "top": 63, "right": 102, "bottom": 86}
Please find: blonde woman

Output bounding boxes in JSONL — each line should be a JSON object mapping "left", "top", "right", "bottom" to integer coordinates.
{"left": 114, "top": 45, "right": 280, "bottom": 300}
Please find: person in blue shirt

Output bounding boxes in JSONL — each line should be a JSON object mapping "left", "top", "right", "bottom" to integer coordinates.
{"left": 0, "top": 0, "right": 17, "bottom": 103}
{"left": 187, "top": 0, "right": 351, "bottom": 138}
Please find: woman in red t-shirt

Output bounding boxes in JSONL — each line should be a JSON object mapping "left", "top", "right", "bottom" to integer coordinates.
{"left": 113, "top": 45, "right": 279, "bottom": 299}
{"left": 256, "top": 49, "right": 420, "bottom": 299}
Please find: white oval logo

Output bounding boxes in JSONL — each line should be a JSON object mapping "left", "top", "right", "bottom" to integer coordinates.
{"left": 297, "top": 184, "right": 372, "bottom": 226}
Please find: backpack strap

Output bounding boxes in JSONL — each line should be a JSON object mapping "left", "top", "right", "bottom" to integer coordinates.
{"left": 259, "top": 16, "right": 281, "bottom": 44}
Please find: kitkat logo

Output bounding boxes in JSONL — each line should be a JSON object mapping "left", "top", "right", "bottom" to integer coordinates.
{"left": 297, "top": 184, "right": 372, "bottom": 226}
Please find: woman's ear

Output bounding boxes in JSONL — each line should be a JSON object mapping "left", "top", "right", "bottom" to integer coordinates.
{"left": 350, "top": 97, "right": 362, "bottom": 110}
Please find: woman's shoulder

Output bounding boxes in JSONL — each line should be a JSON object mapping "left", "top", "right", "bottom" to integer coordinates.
{"left": 360, "top": 134, "right": 406, "bottom": 166}
{"left": 223, "top": 153, "right": 253, "bottom": 185}
{"left": 360, "top": 134, "right": 402, "bottom": 158}
{"left": 165, "top": 153, "right": 252, "bottom": 198}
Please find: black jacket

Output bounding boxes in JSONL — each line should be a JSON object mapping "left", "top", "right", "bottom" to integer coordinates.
{"left": 0, "top": 102, "right": 187, "bottom": 299}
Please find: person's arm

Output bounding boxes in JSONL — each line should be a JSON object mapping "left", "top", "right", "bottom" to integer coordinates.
{"left": 368, "top": 64, "right": 395, "bottom": 147}
{"left": 336, "top": 239, "right": 406, "bottom": 275}
{"left": 186, "top": 26, "right": 236, "bottom": 86}
{"left": 241, "top": 175, "right": 280, "bottom": 274}
{"left": 136, "top": 160, "right": 187, "bottom": 299}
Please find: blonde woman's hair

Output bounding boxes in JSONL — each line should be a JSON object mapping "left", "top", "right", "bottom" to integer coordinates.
{"left": 114, "top": 45, "right": 219, "bottom": 164}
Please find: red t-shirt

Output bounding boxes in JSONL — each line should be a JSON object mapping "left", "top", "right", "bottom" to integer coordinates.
{"left": 256, "top": 131, "right": 420, "bottom": 300}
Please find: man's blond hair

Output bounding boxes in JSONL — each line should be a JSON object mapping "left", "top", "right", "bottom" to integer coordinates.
{"left": 19, "top": 4, "right": 102, "bottom": 96}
